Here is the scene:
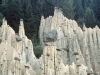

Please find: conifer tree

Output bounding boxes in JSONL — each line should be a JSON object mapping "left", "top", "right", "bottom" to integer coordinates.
{"left": 5, "top": 0, "right": 23, "bottom": 32}
{"left": 85, "top": 7, "right": 96, "bottom": 28}
{"left": 62, "top": 0, "right": 75, "bottom": 19}
{"left": 92, "top": 0, "right": 100, "bottom": 21}
{"left": 74, "top": 0, "right": 84, "bottom": 20}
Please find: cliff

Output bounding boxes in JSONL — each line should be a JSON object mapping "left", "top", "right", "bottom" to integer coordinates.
{"left": 39, "top": 7, "right": 100, "bottom": 75}
{"left": 0, "top": 18, "right": 37, "bottom": 75}
{"left": 0, "top": 7, "right": 100, "bottom": 75}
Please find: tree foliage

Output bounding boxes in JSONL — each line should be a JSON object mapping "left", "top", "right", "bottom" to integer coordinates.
{"left": 0, "top": 0, "right": 100, "bottom": 37}
{"left": 85, "top": 7, "right": 96, "bottom": 28}
{"left": 0, "top": 0, "right": 100, "bottom": 57}
{"left": 0, "top": 13, "right": 3, "bottom": 26}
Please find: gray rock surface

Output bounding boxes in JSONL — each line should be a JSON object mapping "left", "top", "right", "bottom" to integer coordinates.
{"left": 39, "top": 7, "right": 100, "bottom": 75}
{"left": 15, "top": 34, "right": 22, "bottom": 41}
{"left": 43, "top": 30, "right": 57, "bottom": 42}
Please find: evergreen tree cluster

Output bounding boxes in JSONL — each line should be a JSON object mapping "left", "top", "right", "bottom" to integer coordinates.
{"left": 0, "top": 0, "right": 100, "bottom": 42}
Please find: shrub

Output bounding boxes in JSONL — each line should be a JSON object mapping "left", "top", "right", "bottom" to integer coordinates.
{"left": 33, "top": 43, "right": 43, "bottom": 58}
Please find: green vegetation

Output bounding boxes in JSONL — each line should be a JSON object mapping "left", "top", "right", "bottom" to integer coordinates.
{"left": 0, "top": 0, "right": 100, "bottom": 57}
{"left": 0, "top": 13, "right": 3, "bottom": 26}
{"left": 33, "top": 43, "right": 43, "bottom": 58}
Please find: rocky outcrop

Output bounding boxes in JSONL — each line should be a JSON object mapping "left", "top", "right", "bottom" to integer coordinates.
{"left": 39, "top": 7, "right": 100, "bottom": 75}
{"left": 43, "top": 30, "right": 57, "bottom": 42}
{"left": 0, "top": 18, "right": 37, "bottom": 75}
{"left": 0, "top": 7, "right": 100, "bottom": 75}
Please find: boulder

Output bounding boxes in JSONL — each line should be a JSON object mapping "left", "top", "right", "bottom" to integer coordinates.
{"left": 43, "top": 30, "right": 57, "bottom": 42}
{"left": 15, "top": 34, "right": 22, "bottom": 41}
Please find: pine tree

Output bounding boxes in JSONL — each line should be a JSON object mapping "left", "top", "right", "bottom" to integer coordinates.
{"left": 92, "top": 0, "right": 100, "bottom": 21}
{"left": 23, "top": 0, "right": 34, "bottom": 38}
{"left": 0, "top": 13, "right": 3, "bottom": 26}
{"left": 85, "top": 7, "right": 96, "bottom": 28}
{"left": 42, "top": 0, "right": 54, "bottom": 18}
{"left": 84, "top": 0, "right": 92, "bottom": 8}
{"left": 5, "top": 0, "right": 23, "bottom": 32}
{"left": 61, "top": 0, "right": 75, "bottom": 19}
{"left": 0, "top": 0, "right": 8, "bottom": 16}
{"left": 74, "top": 0, "right": 84, "bottom": 20}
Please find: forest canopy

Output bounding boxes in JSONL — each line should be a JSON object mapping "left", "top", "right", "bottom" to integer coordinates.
{"left": 0, "top": 0, "right": 100, "bottom": 40}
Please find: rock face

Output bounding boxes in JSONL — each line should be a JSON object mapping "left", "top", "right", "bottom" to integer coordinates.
{"left": 39, "top": 7, "right": 100, "bottom": 75}
{"left": 0, "top": 19, "right": 37, "bottom": 75}
{"left": 0, "top": 7, "right": 100, "bottom": 75}
{"left": 43, "top": 29, "right": 57, "bottom": 42}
